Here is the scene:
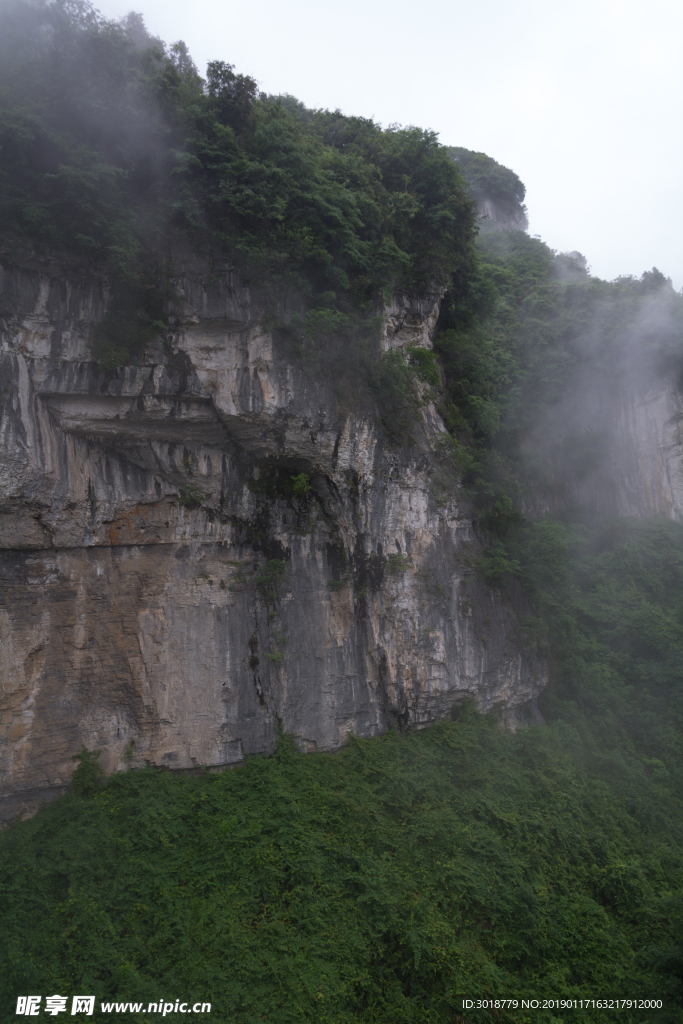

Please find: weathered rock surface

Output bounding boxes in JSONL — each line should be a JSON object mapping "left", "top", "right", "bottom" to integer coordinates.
{"left": 477, "top": 196, "right": 528, "bottom": 233}
{"left": 537, "top": 380, "right": 683, "bottom": 519}
{"left": 523, "top": 331, "right": 683, "bottom": 522}
{"left": 1, "top": 250, "right": 545, "bottom": 821}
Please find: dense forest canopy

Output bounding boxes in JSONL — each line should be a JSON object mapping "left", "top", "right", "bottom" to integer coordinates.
{"left": 446, "top": 147, "right": 527, "bottom": 226}
{"left": 1, "top": 2, "right": 683, "bottom": 1022}
{"left": 0, "top": 0, "right": 475, "bottom": 319}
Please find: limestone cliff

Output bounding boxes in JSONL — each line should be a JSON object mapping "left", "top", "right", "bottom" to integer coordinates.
{"left": 447, "top": 147, "right": 529, "bottom": 233}
{"left": 520, "top": 274, "right": 683, "bottom": 522}
{"left": 0, "top": 249, "right": 548, "bottom": 820}
{"left": 527, "top": 377, "right": 683, "bottom": 520}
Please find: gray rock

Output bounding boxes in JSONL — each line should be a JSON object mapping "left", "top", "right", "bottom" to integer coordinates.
{"left": 0, "top": 251, "right": 545, "bottom": 821}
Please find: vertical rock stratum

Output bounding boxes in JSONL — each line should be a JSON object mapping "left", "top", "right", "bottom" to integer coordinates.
{"left": 0, "top": 249, "right": 547, "bottom": 820}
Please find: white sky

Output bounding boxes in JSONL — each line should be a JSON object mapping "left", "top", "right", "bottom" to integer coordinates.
{"left": 95, "top": 0, "right": 683, "bottom": 288}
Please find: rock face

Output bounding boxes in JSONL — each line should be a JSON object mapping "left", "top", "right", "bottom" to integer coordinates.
{"left": 1, "top": 250, "right": 545, "bottom": 821}
{"left": 522, "top": 287, "right": 683, "bottom": 523}
{"left": 477, "top": 197, "right": 528, "bottom": 233}
{"left": 530, "top": 379, "right": 683, "bottom": 520}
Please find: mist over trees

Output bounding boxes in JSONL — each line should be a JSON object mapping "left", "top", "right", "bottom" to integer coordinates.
{"left": 1, "top": 2, "right": 682, "bottom": 1021}
{"left": 0, "top": 0, "right": 475, "bottom": 357}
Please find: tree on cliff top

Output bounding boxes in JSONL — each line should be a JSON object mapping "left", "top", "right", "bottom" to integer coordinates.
{"left": 447, "top": 147, "right": 527, "bottom": 228}
{"left": 0, "top": 0, "right": 476, "bottom": 318}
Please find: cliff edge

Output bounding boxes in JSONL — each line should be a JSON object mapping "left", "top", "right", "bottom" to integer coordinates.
{"left": 0, "top": 251, "right": 545, "bottom": 821}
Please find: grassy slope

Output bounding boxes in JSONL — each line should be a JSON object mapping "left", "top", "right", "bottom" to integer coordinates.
{"left": 1, "top": 520, "right": 682, "bottom": 1024}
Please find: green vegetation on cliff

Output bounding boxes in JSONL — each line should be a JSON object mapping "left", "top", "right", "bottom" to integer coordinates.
{"left": 1, "top": 516, "right": 682, "bottom": 1022}
{"left": 1, "top": 3, "right": 683, "bottom": 1022}
{"left": 434, "top": 231, "right": 683, "bottom": 535}
{"left": 0, "top": 0, "right": 474, "bottom": 366}
{"left": 1, "top": 515, "right": 683, "bottom": 1022}
{"left": 446, "top": 148, "right": 527, "bottom": 228}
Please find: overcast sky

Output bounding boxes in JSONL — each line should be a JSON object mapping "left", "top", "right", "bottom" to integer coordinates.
{"left": 95, "top": 0, "right": 683, "bottom": 288}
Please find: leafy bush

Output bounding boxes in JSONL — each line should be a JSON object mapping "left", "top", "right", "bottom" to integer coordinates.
{"left": 385, "top": 553, "right": 412, "bottom": 574}
{"left": 290, "top": 473, "right": 311, "bottom": 497}
{"left": 1, "top": 701, "right": 681, "bottom": 1023}
{"left": 407, "top": 345, "right": 441, "bottom": 388}
{"left": 477, "top": 541, "right": 520, "bottom": 585}
{"left": 70, "top": 747, "right": 103, "bottom": 796}
{"left": 252, "top": 558, "right": 287, "bottom": 606}
{"left": 178, "top": 483, "right": 206, "bottom": 508}
{"left": 368, "top": 349, "right": 422, "bottom": 443}
{"left": 248, "top": 468, "right": 314, "bottom": 503}
{"left": 328, "top": 576, "right": 350, "bottom": 592}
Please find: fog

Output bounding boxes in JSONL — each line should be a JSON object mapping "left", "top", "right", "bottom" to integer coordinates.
{"left": 90, "top": 0, "right": 683, "bottom": 289}
{"left": 518, "top": 256, "right": 683, "bottom": 520}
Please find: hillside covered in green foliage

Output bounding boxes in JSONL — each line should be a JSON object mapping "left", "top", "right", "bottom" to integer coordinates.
{"left": 0, "top": 0, "right": 475, "bottom": 366}
{"left": 1, "top": 2, "right": 683, "bottom": 1022}
{"left": 1, "top": 518, "right": 683, "bottom": 1022}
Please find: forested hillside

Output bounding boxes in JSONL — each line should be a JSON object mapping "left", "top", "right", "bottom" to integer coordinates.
{"left": 1, "top": 2, "right": 682, "bottom": 1022}
{"left": 0, "top": 0, "right": 474, "bottom": 365}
